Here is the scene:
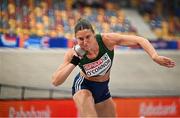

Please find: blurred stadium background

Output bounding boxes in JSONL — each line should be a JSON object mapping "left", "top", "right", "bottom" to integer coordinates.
{"left": 0, "top": 0, "right": 180, "bottom": 117}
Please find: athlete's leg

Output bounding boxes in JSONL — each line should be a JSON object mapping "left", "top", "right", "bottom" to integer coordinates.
{"left": 95, "top": 97, "right": 117, "bottom": 117}
{"left": 73, "top": 89, "right": 97, "bottom": 117}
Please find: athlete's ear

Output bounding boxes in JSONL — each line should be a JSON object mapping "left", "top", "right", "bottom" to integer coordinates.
{"left": 73, "top": 38, "right": 78, "bottom": 45}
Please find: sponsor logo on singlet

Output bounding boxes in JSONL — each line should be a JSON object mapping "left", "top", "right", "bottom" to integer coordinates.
{"left": 83, "top": 53, "right": 111, "bottom": 77}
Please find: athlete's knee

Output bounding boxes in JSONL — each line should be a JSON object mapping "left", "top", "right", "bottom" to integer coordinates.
{"left": 73, "top": 90, "right": 93, "bottom": 105}
{"left": 73, "top": 90, "right": 97, "bottom": 116}
{"left": 109, "top": 99, "right": 117, "bottom": 112}
{"left": 110, "top": 100, "right": 117, "bottom": 116}
{"left": 112, "top": 100, "right": 116, "bottom": 108}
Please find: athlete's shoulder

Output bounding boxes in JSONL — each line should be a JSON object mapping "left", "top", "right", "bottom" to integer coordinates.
{"left": 100, "top": 33, "right": 116, "bottom": 50}
{"left": 101, "top": 33, "right": 120, "bottom": 39}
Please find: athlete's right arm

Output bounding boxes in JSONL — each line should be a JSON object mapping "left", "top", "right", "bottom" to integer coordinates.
{"left": 52, "top": 49, "right": 77, "bottom": 86}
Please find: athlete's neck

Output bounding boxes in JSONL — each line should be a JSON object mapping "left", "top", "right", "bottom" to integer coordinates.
{"left": 86, "top": 39, "right": 99, "bottom": 59}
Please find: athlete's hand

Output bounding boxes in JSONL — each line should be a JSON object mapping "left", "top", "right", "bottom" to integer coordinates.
{"left": 153, "top": 55, "right": 176, "bottom": 68}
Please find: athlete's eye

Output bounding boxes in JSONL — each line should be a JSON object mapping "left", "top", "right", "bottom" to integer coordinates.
{"left": 78, "top": 37, "right": 84, "bottom": 41}
{"left": 86, "top": 35, "right": 90, "bottom": 40}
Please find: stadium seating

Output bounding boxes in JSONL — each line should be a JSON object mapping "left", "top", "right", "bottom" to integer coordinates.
{"left": 139, "top": 0, "right": 180, "bottom": 40}
{"left": 0, "top": 0, "right": 137, "bottom": 41}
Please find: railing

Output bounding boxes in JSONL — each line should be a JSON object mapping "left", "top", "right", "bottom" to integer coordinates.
{"left": 0, "top": 83, "right": 71, "bottom": 100}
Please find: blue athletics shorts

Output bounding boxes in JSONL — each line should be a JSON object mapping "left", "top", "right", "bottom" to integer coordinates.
{"left": 72, "top": 73, "right": 111, "bottom": 104}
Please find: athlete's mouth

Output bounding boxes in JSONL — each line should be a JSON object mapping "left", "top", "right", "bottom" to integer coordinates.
{"left": 81, "top": 46, "right": 89, "bottom": 51}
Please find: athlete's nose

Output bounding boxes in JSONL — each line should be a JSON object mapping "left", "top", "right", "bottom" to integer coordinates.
{"left": 84, "top": 39, "right": 88, "bottom": 46}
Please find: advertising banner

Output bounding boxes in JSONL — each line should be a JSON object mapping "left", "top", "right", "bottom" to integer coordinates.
{"left": 49, "top": 37, "right": 68, "bottom": 48}
{"left": 114, "top": 97, "right": 180, "bottom": 117}
{"left": 0, "top": 97, "right": 179, "bottom": 117}
{"left": 0, "top": 34, "right": 19, "bottom": 47}
{"left": 0, "top": 99, "right": 77, "bottom": 117}
{"left": 24, "top": 36, "right": 43, "bottom": 48}
{"left": 150, "top": 40, "right": 178, "bottom": 49}
{"left": 24, "top": 36, "right": 50, "bottom": 49}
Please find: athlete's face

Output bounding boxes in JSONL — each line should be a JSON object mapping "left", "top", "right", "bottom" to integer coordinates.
{"left": 75, "top": 29, "right": 95, "bottom": 51}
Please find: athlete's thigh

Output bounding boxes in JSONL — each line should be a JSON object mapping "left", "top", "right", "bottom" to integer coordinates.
{"left": 95, "top": 97, "right": 117, "bottom": 117}
{"left": 73, "top": 89, "right": 97, "bottom": 116}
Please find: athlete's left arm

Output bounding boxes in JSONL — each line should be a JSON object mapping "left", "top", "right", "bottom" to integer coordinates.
{"left": 102, "top": 33, "right": 176, "bottom": 68}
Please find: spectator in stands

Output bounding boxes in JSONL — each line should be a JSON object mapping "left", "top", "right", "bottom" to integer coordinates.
{"left": 56, "top": 24, "right": 65, "bottom": 37}
{"left": 139, "top": 0, "right": 155, "bottom": 15}
{"left": 52, "top": 18, "right": 176, "bottom": 117}
{"left": 169, "top": 16, "right": 180, "bottom": 38}
{"left": 1, "top": 0, "right": 138, "bottom": 40}
{"left": 140, "top": 0, "right": 180, "bottom": 40}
